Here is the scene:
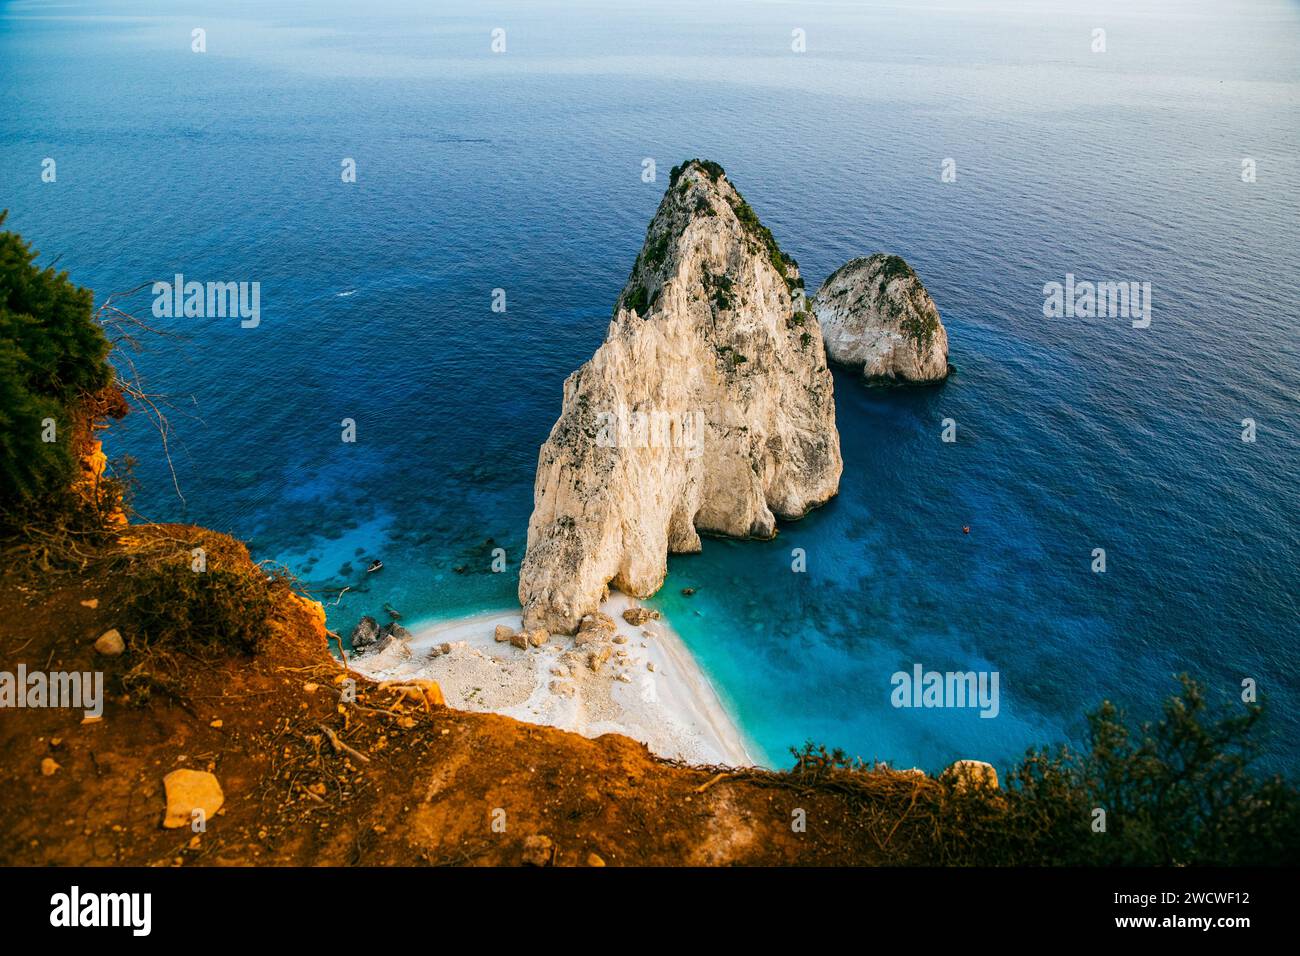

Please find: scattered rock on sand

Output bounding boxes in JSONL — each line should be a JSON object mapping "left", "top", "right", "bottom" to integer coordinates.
{"left": 586, "top": 851, "right": 606, "bottom": 867}
{"left": 588, "top": 647, "right": 612, "bottom": 673}
{"left": 528, "top": 628, "right": 549, "bottom": 647}
{"left": 93, "top": 629, "right": 124, "bottom": 656}
{"left": 622, "top": 607, "right": 660, "bottom": 626}
{"left": 162, "top": 769, "right": 225, "bottom": 828}
{"left": 378, "top": 622, "right": 412, "bottom": 642}
{"left": 494, "top": 624, "right": 514, "bottom": 643}
{"left": 522, "top": 834, "right": 553, "bottom": 866}
{"left": 438, "top": 642, "right": 452, "bottom": 655}
{"left": 575, "top": 612, "right": 617, "bottom": 646}
{"left": 509, "top": 631, "right": 529, "bottom": 650}
{"left": 364, "top": 634, "right": 411, "bottom": 666}
{"left": 80, "top": 598, "right": 99, "bottom": 609}
{"left": 41, "top": 758, "right": 60, "bottom": 776}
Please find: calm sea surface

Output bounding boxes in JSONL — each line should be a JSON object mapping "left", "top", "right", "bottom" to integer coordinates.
{"left": 3, "top": 0, "right": 1297, "bottom": 770}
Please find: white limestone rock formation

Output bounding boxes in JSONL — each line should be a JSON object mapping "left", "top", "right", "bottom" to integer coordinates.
{"left": 811, "top": 254, "right": 949, "bottom": 383}
{"left": 519, "top": 160, "right": 842, "bottom": 633}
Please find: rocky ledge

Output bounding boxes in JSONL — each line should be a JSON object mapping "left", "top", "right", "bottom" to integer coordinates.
{"left": 519, "top": 159, "right": 843, "bottom": 633}
{"left": 810, "top": 254, "right": 949, "bottom": 383}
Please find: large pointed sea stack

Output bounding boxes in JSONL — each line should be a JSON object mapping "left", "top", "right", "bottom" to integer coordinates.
{"left": 811, "top": 254, "right": 949, "bottom": 383}
{"left": 519, "top": 160, "right": 843, "bottom": 633}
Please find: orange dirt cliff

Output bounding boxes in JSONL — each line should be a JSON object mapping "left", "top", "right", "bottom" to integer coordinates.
{"left": 0, "top": 524, "right": 937, "bottom": 866}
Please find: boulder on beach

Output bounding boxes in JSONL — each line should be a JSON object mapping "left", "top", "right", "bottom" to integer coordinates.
{"left": 350, "top": 616, "right": 381, "bottom": 650}
{"left": 378, "top": 622, "right": 412, "bottom": 642}
{"left": 588, "top": 646, "right": 613, "bottom": 673}
{"left": 494, "top": 624, "right": 514, "bottom": 643}
{"left": 365, "top": 633, "right": 412, "bottom": 666}
{"left": 575, "top": 612, "right": 618, "bottom": 646}
{"left": 622, "top": 607, "right": 660, "bottom": 626}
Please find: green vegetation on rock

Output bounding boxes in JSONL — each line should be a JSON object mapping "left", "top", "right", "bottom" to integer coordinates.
{"left": 790, "top": 676, "right": 1300, "bottom": 865}
{"left": 0, "top": 211, "right": 118, "bottom": 531}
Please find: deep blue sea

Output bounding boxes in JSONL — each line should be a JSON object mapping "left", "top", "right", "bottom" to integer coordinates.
{"left": 3, "top": 0, "right": 1297, "bottom": 771}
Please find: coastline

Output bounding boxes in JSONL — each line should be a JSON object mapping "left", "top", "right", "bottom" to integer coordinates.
{"left": 349, "top": 592, "right": 758, "bottom": 768}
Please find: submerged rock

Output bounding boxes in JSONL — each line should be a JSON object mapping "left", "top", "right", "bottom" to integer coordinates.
{"left": 520, "top": 159, "right": 842, "bottom": 633}
{"left": 810, "top": 254, "right": 949, "bottom": 383}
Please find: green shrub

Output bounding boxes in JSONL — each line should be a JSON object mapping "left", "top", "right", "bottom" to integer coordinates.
{"left": 121, "top": 561, "right": 278, "bottom": 656}
{"left": 787, "top": 676, "right": 1300, "bottom": 865}
{"left": 0, "top": 212, "right": 116, "bottom": 528}
{"left": 670, "top": 159, "right": 725, "bottom": 186}
{"left": 644, "top": 229, "right": 671, "bottom": 271}
{"left": 623, "top": 284, "right": 651, "bottom": 316}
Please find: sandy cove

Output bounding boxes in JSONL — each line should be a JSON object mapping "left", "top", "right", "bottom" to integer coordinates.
{"left": 348, "top": 592, "right": 757, "bottom": 768}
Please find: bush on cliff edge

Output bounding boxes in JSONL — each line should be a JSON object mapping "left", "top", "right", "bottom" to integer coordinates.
{"left": 0, "top": 211, "right": 121, "bottom": 533}
{"left": 788, "top": 676, "right": 1299, "bottom": 865}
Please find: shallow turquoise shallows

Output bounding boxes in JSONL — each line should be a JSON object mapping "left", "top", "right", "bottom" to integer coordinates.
{"left": 3, "top": 0, "right": 1297, "bottom": 772}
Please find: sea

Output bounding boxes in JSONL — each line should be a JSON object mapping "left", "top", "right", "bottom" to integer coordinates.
{"left": 3, "top": 0, "right": 1297, "bottom": 771}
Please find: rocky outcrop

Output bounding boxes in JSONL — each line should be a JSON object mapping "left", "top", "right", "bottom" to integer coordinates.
{"left": 349, "top": 615, "right": 381, "bottom": 650}
{"left": 810, "top": 254, "right": 949, "bottom": 383}
{"left": 941, "top": 759, "right": 1000, "bottom": 793}
{"left": 519, "top": 160, "right": 842, "bottom": 633}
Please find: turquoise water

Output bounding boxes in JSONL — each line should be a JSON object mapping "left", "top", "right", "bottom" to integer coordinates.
{"left": 3, "top": 0, "right": 1297, "bottom": 771}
